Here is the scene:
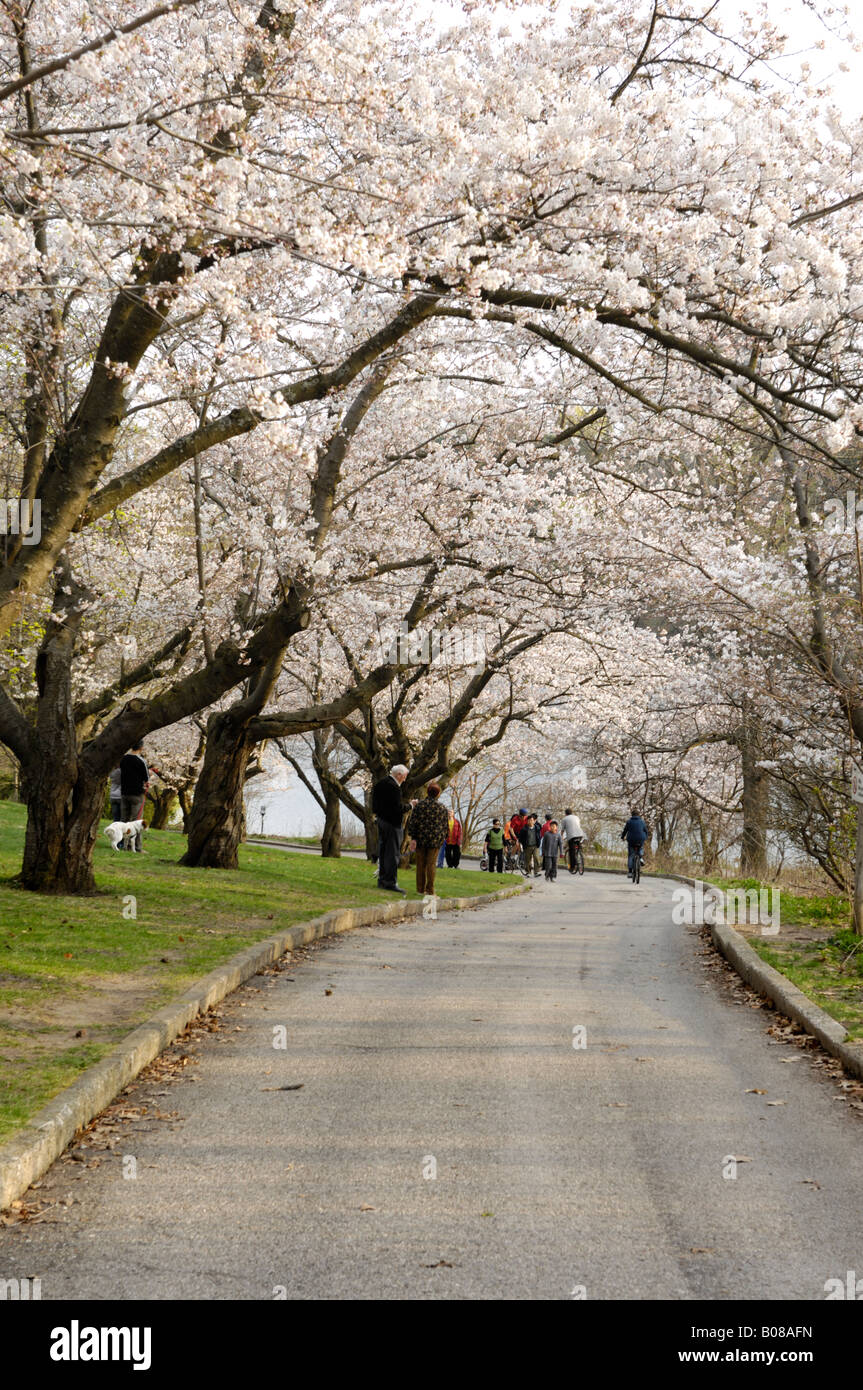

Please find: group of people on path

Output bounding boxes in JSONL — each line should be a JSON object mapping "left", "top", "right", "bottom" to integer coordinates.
{"left": 487, "top": 808, "right": 585, "bottom": 880}
{"left": 371, "top": 766, "right": 652, "bottom": 897}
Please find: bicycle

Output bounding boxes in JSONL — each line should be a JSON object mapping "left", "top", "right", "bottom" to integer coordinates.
{"left": 504, "top": 845, "right": 521, "bottom": 873}
{"left": 572, "top": 837, "right": 585, "bottom": 875}
{"left": 627, "top": 844, "right": 643, "bottom": 884}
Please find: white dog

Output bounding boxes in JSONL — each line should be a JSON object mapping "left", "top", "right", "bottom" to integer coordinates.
{"left": 103, "top": 819, "right": 145, "bottom": 851}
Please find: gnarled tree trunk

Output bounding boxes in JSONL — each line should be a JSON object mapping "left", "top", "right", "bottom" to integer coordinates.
{"left": 18, "top": 565, "right": 105, "bottom": 893}
{"left": 320, "top": 792, "right": 341, "bottom": 857}
{"left": 180, "top": 711, "right": 254, "bottom": 869}
{"left": 20, "top": 762, "right": 105, "bottom": 894}
{"left": 147, "top": 788, "right": 178, "bottom": 830}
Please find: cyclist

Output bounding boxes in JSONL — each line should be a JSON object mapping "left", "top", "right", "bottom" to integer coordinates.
{"left": 560, "top": 807, "right": 585, "bottom": 873}
{"left": 621, "top": 808, "right": 649, "bottom": 879}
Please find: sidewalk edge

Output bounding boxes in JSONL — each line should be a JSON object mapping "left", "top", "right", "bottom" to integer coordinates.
{"left": 0, "top": 881, "right": 527, "bottom": 1211}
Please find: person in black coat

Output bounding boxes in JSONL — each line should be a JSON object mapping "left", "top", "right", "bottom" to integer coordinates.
{"left": 372, "top": 764, "right": 409, "bottom": 893}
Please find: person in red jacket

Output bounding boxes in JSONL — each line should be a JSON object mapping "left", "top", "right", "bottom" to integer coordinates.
{"left": 445, "top": 811, "right": 463, "bottom": 868}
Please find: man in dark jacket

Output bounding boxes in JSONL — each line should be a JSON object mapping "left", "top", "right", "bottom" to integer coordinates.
{"left": 372, "top": 764, "right": 409, "bottom": 893}
{"left": 621, "top": 808, "right": 650, "bottom": 877}
{"left": 119, "top": 742, "right": 151, "bottom": 852}
{"left": 406, "top": 783, "right": 450, "bottom": 898}
{"left": 518, "top": 814, "right": 542, "bottom": 876}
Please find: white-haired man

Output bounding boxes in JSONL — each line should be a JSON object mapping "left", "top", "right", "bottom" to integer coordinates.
{"left": 371, "top": 764, "right": 409, "bottom": 894}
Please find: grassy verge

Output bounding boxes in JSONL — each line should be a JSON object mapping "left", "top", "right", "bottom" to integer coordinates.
{"left": 706, "top": 874, "right": 863, "bottom": 1042}
{"left": 0, "top": 800, "right": 496, "bottom": 1141}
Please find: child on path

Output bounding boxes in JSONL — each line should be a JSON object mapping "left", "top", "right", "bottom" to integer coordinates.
{"left": 541, "top": 820, "right": 564, "bottom": 881}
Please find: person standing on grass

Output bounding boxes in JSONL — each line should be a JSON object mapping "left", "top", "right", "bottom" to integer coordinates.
{"left": 407, "top": 784, "right": 451, "bottom": 900}
{"left": 372, "top": 764, "right": 409, "bottom": 894}
{"left": 484, "top": 818, "right": 505, "bottom": 875}
{"left": 519, "top": 814, "right": 542, "bottom": 876}
{"left": 561, "top": 806, "right": 585, "bottom": 873}
{"left": 109, "top": 766, "right": 122, "bottom": 823}
{"left": 541, "top": 820, "right": 564, "bottom": 881}
{"left": 119, "top": 741, "right": 151, "bottom": 852}
{"left": 445, "top": 811, "right": 463, "bottom": 868}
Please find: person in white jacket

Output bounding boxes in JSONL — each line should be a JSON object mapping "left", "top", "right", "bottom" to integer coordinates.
{"left": 560, "top": 807, "right": 585, "bottom": 874}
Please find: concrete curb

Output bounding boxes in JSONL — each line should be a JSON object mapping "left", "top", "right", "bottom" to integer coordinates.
{"left": 669, "top": 876, "right": 863, "bottom": 1084}
{"left": 588, "top": 865, "right": 863, "bottom": 1081}
{"left": 0, "top": 881, "right": 527, "bottom": 1212}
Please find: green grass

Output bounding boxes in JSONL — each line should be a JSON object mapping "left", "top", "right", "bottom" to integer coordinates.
{"left": 710, "top": 876, "right": 851, "bottom": 932}
{"left": 750, "top": 930, "right": 863, "bottom": 1041}
{"left": 706, "top": 875, "right": 863, "bottom": 1040}
{"left": 0, "top": 800, "right": 497, "bottom": 1141}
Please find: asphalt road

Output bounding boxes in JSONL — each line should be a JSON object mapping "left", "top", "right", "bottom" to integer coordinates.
{"left": 4, "top": 870, "right": 862, "bottom": 1300}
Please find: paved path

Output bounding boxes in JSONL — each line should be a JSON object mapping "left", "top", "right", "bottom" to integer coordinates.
{"left": 4, "top": 871, "right": 862, "bottom": 1300}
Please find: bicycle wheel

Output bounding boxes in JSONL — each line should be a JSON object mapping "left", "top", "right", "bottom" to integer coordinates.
{"left": 632, "top": 854, "right": 641, "bottom": 885}
{"left": 575, "top": 846, "right": 584, "bottom": 875}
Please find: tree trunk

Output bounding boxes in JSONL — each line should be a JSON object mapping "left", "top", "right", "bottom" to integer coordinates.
{"left": 740, "top": 724, "right": 769, "bottom": 877}
{"left": 853, "top": 805, "right": 863, "bottom": 936}
{"left": 363, "top": 791, "right": 378, "bottom": 861}
{"left": 319, "top": 778, "right": 342, "bottom": 857}
{"left": 181, "top": 711, "right": 252, "bottom": 869}
{"left": 18, "top": 566, "right": 106, "bottom": 893}
{"left": 20, "top": 763, "right": 104, "bottom": 894}
{"left": 147, "top": 788, "right": 177, "bottom": 830}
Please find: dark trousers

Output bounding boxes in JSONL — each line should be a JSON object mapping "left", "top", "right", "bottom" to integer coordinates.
{"left": 522, "top": 845, "right": 540, "bottom": 874}
{"left": 488, "top": 848, "right": 503, "bottom": 873}
{"left": 119, "top": 794, "right": 145, "bottom": 850}
{"left": 415, "top": 846, "right": 438, "bottom": 897}
{"left": 545, "top": 855, "right": 559, "bottom": 880}
{"left": 445, "top": 844, "right": 461, "bottom": 868}
{"left": 627, "top": 842, "right": 644, "bottom": 874}
{"left": 567, "top": 838, "right": 579, "bottom": 871}
{"left": 110, "top": 797, "right": 122, "bottom": 823}
{"left": 377, "top": 818, "right": 403, "bottom": 888}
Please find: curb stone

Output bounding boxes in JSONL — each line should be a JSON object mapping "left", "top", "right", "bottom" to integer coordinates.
{"left": 669, "top": 875, "right": 863, "bottom": 1084}
{"left": 0, "top": 881, "right": 528, "bottom": 1212}
{"left": 585, "top": 865, "right": 863, "bottom": 1081}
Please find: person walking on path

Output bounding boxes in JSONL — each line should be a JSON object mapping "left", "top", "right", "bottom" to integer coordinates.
{"left": 372, "top": 764, "right": 409, "bottom": 894}
{"left": 519, "top": 814, "right": 542, "bottom": 876}
{"left": 541, "top": 820, "right": 564, "bottom": 880}
{"left": 484, "top": 818, "right": 505, "bottom": 875}
{"left": 407, "top": 784, "right": 450, "bottom": 899}
{"left": 109, "top": 766, "right": 123, "bottom": 823}
{"left": 540, "top": 812, "right": 553, "bottom": 871}
{"left": 444, "top": 812, "right": 463, "bottom": 868}
{"left": 119, "top": 742, "right": 151, "bottom": 851}
{"left": 561, "top": 807, "right": 585, "bottom": 873}
{"left": 620, "top": 807, "right": 650, "bottom": 877}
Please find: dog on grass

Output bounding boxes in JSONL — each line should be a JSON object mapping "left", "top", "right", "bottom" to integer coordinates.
{"left": 103, "top": 819, "right": 145, "bottom": 851}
